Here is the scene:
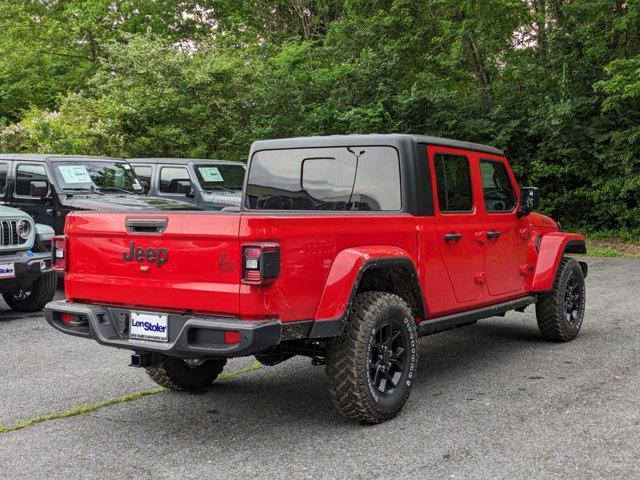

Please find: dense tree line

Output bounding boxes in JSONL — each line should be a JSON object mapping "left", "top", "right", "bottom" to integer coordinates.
{"left": 0, "top": 1, "right": 638, "bottom": 235}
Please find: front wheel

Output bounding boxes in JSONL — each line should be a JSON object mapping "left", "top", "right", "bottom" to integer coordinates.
{"left": 536, "top": 257, "right": 586, "bottom": 342}
{"left": 145, "top": 357, "right": 227, "bottom": 391}
{"left": 3, "top": 272, "right": 57, "bottom": 312}
{"left": 325, "top": 291, "right": 418, "bottom": 424}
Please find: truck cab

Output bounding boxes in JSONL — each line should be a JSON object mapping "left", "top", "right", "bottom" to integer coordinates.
{"left": 45, "top": 134, "right": 587, "bottom": 424}
{"left": 128, "top": 158, "right": 246, "bottom": 210}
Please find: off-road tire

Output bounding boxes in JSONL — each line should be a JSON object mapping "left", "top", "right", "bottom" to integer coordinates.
{"left": 325, "top": 291, "right": 418, "bottom": 424}
{"left": 536, "top": 257, "right": 586, "bottom": 342}
{"left": 145, "top": 357, "right": 227, "bottom": 391}
{"left": 3, "top": 271, "right": 57, "bottom": 312}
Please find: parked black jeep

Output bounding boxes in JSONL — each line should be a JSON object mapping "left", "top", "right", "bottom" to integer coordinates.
{"left": 0, "top": 154, "right": 200, "bottom": 234}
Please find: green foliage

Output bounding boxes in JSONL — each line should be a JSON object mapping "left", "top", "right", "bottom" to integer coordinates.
{"left": 0, "top": 0, "right": 638, "bottom": 235}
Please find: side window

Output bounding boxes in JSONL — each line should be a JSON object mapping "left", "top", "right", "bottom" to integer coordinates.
{"left": 159, "top": 167, "right": 190, "bottom": 194}
{"left": 15, "top": 164, "right": 48, "bottom": 197}
{"left": 480, "top": 160, "right": 516, "bottom": 212}
{"left": 0, "top": 163, "right": 9, "bottom": 195}
{"left": 434, "top": 153, "right": 473, "bottom": 212}
{"left": 133, "top": 165, "right": 153, "bottom": 184}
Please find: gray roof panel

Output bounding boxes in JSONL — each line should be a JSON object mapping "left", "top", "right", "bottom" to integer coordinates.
{"left": 128, "top": 158, "right": 245, "bottom": 166}
{"left": 0, "top": 153, "right": 124, "bottom": 162}
{"left": 250, "top": 134, "right": 503, "bottom": 156}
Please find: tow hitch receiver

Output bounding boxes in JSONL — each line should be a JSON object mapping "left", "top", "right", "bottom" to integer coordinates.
{"left": 130, "top": 352, "right": 164, "bottom": 368}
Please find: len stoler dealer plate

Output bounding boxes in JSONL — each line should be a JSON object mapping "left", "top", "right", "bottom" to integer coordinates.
{"left": 130, "top": 311, "right": 168, "bottom": 342}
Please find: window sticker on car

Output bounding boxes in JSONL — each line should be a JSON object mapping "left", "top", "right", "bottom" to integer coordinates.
{"left": 199, "top": 166, "right": 224, "bottom": 182}
{"left": 58, "top": 165, "right": 92, "bottom": 183}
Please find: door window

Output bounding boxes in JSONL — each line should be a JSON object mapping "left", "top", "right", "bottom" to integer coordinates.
{"left": 15, "top": 164, "right": 48, "bottom": 197}
{"left": 0, "top": 163, "right": 8, "bottom": 194}
{"left": 133, "top": 165, "right": 153, "bottom": 184}
{"left": 159, "top": 167, "right": 190, "bottom": 194}
{"left": 434, "top": 153, "right": 473, "bottom": 213}
{"left": 480, "top": 160, "right": 516, "bottom": 212}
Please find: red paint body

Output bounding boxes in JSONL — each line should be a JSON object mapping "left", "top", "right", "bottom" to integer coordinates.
{"left": 62, "top": 146, "right": 583, "bottom": 325}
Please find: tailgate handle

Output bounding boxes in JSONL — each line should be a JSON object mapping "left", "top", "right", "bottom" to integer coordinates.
{"left": 125, "top": 217, "right": 168, "bottom": 234}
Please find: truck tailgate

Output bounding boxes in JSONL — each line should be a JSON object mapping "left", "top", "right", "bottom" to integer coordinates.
{"left": 64, "top": 212, "right": 241, "bottom": 316}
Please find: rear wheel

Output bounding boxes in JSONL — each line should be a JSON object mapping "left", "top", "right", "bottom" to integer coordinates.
{"left": 145, "top": 357, "right": 227, "bottom": 391}
{"left": 536, "top": 257, "right": 586, "bottom": 342}
{"left": 3, "top": 272, "right": 57, "bottom": 312}
{"left": 325, "top": 292, "right": 418, "bottom": 424}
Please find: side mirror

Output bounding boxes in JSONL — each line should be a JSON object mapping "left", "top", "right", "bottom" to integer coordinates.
{"left": 518, "top": 187, "right": 540, "bottom": 217}
{"left": 139, "top": 180, "right": 150, "bottom": 193}
{"left": 176, "top": 180, "right": 195, "bottom": 198}
{"left": 29, "top": 181, "right": 49, "bottom": 198}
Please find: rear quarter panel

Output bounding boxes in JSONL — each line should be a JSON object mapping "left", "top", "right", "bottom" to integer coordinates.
{"left": 238, "top": 213, "right": 418, "bottom": 322}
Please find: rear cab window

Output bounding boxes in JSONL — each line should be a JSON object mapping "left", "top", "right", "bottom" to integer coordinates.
{"left": 245, "top": 146, "right": 401, "bottom": 211}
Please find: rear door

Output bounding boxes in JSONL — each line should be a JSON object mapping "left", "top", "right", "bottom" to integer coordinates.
{"left": 428, "top": 146, "right": 485, "bottom": 304}
{"left": 479, "top": 156, "right": 527, "bottom": 296}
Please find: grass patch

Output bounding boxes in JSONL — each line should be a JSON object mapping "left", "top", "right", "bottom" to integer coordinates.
{"left": 0, "top": 361, "right": 262, "bottom": 435}
{"left": 586, "top": 237, "right": 640, "bottom": 258}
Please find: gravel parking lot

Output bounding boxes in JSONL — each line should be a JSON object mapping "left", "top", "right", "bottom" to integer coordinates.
{"left": 1, "top": 256, "right": 638, "bottom": 479}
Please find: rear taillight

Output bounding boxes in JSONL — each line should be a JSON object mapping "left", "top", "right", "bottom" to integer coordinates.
{"left": 52, "top": 235, "right": 67, "bottom": 272}
{"left": 242, "top": 243, "right": 280, "bottom": 285}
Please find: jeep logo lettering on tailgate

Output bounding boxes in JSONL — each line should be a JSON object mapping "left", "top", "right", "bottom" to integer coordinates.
{"left": 122, "top": 241, "right": 168, "bottom": 266}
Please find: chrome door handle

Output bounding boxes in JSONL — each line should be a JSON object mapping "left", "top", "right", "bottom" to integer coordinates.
{"left": 487, "top": 230, "right": 501, "bottom": 240}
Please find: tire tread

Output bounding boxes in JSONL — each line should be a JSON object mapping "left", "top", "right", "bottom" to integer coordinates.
{"left": 3, "top": 271, "right": 57, "bottom": 312}
{"left": 325, "top": 291, "right": 416, "bottom": 423}
{"left": 145, "top": 358, "right": 226, "bottom": 391}
{"left": 536, "top": 257, "right": 585, "bottom": 342}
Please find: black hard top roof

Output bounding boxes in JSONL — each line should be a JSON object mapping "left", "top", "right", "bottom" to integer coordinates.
{"left": 0, "top": 153, "right": 124, "bottom": 162}
{"left": 250, "top": 134, "right": 503, "bottom": 156}
{"left": 128, "top": 157, "right": 245, "bottom": 166}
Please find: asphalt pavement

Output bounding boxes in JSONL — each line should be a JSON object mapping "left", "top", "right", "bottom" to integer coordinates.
{"left": 0, "top": 256, "right": 638, "bottom": 479}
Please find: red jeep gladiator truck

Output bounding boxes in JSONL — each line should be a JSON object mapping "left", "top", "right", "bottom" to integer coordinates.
{"left": 45, "top": 134, "right": 587, "bottom": 423}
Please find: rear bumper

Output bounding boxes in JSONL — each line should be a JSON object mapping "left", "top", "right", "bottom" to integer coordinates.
{"left": 44, "top": 300, "right": 281, "bottom": 358}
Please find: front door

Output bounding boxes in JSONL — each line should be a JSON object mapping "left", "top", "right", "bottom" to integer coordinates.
{"left": 479, "top": 156, "right": 527, "bottom": 296}
{"left": 10, "top": 162, "right": 54, "bottom": 227}
{"left": 429, "top": 146, "right": 485, "bottom": 304}
{"left": 158, "top": 165, "right": 196, "bottom": 205}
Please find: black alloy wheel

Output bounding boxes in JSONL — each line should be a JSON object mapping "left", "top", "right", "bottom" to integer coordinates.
{"left": 563, "top": 271, "right": 583, "bottom": 326}
{"left": 368, "top": 321, "right": 407, "bottom": 396}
